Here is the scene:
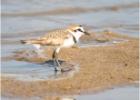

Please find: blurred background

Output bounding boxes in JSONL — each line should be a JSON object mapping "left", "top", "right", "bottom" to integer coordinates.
{"left": 2, "top": 0, "right": 139, "bottom": 39}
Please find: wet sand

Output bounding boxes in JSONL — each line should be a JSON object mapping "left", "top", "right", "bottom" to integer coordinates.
{"left": 1, "top": 31, "right": 139, "bottom": 99}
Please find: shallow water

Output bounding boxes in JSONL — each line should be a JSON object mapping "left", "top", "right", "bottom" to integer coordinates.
{"left": 2, "top": 59, "right": 79, "bottom": 81}
{"left": 2, "top": 0, "right": 139, "bottom": 37}
{"left": 75, "top": 85, "right": 139, "bottom": 100}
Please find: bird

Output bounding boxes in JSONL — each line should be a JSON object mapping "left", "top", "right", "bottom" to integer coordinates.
{"left": 21, "top": 24, "right": 90, "bottom": 71}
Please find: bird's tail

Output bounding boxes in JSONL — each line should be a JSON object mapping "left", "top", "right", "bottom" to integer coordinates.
{"left": 20, "top": 39, "right": 42, "bottom": 44}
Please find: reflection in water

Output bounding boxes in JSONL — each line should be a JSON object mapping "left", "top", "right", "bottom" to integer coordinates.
{"left": 2, "top": 59, "right": 79, "bottom": 81}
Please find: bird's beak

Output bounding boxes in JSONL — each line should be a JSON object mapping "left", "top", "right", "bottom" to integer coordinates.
{"left": 84, "top": 31, "right": 90, "bottom": 35}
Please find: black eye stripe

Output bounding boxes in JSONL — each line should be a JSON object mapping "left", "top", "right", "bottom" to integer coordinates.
{"left": 77, "top": 29, "right": 83, "bottom": 32}
{"left": 74, "top": 28, "right": 83, "bottom": 32}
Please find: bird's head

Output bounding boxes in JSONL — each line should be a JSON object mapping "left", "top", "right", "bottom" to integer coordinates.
{"left": 67, "top": 24, "right": 90, "bottom": 37}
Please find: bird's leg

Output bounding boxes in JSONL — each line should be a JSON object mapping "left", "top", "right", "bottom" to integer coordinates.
{"left": 52, "top": 48, "right": 61, "bottom": 71}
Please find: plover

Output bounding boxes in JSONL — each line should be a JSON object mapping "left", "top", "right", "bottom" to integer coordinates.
{"left": 21, "top": 24, "right": 90, "bottom": 71}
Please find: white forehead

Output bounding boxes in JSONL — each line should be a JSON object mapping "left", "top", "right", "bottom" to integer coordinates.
{"left": 80, "top": 27, "right": 84, "bottom": 31}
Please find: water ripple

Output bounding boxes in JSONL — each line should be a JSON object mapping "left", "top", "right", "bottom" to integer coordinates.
{"left": 2, "top": 3, "right": 138, "bottom": 17}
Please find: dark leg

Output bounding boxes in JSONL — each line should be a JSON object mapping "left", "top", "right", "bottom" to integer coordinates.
{"left": 52, "top": 48, "right": 61, "bottom": 71}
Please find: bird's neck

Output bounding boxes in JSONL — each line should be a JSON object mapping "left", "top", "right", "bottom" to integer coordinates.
{"left": 69, "top": 31, "right": 84, "bottom": 42}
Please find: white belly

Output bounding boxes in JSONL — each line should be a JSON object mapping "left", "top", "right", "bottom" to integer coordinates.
{"left": 62, "top": 37, "right": 75, "bottom": 48}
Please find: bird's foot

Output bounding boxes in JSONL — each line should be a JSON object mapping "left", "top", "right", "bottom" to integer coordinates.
{"left": 54, "top": 66, "right": 62, "bottom": 72}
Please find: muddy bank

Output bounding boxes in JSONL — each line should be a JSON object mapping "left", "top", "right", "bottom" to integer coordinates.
{"left": 1, "top": 32, "right": 139, "bottom": 99}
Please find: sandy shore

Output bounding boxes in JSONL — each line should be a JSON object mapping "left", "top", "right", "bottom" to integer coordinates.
{"left": 1, "top": 31, "right": 139, "bottom": 99}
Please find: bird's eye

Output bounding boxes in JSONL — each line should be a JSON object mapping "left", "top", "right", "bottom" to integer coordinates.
{"left": 77, "top": 29, "right": 83, "bottom": 32}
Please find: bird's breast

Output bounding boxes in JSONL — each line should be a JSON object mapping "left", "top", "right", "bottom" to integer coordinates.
{"left": 62, "top": 37, "right": 75, "bottom": 47}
